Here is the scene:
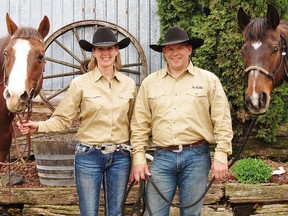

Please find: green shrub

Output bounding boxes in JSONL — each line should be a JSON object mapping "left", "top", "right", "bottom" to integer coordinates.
{"left": 231, "top": 158, "right": 272, "bottom": 184}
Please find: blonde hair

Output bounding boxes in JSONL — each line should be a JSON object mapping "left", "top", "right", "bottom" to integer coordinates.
{"left": 88, "top": 46, "right": 122, "bottom": 71}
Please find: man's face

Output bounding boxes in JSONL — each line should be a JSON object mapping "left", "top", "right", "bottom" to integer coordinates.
{"left": 162, "top": 43, "right": 192, "bottom": 71}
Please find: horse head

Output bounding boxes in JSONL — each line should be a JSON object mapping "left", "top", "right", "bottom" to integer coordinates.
{"left": 3, "top": 13, "right": 50, "bottom": 113}
{"left": 238, "top": 4, "right": 288, "bottom": 115}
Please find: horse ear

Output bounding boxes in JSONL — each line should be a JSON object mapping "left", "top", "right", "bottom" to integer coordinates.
{"left": 237, "top": 7, "right": 250, "bottom": 31}
{"left": 38, "top": 15, "right": 50, "bottom": 39}
{"left": 267, "top": 4, "right": 279, "bottom": 29}
{"left": 6, "top": 13, "right": 18, "bottom": 36}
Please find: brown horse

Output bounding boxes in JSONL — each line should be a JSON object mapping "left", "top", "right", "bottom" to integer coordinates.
{"left": 238, "top": 4, "right": 288, "bottom": 115}
{"left": 0, "top": 14, "right": 50, "bottom": 167}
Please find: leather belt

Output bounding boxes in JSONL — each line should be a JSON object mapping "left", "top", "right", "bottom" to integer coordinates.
{"left": 77, "top": 142, "right": 132, "bottom": 154}
{"left": 158, "top": 140, "right": 206, "bottom": 153}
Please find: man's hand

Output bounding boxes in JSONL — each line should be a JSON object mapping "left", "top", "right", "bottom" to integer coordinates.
{"left": 211, "top": 160, "right": 228, "bottom": 180}
{"left": 131, "top": 164, "right": 151, "bottom": 182}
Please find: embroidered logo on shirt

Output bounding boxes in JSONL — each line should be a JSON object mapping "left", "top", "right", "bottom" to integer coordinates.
{"left": 192, "top": 85, "right": 203, "bottom": 89}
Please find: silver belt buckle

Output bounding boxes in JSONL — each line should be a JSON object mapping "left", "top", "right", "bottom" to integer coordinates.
{"left": 172, "top": 145, "right": 183, "bottom": 153}
{"left": 101, "top": 143, "right": 116, "bottom": 154}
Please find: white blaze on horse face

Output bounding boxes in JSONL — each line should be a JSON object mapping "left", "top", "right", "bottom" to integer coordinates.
{"left": 7, "top": 39, "right": 30, "bottom": 97}
{"left": 252, "top": 41, "right": 262, "bottom": 50}
{"left": 250, "top": 70, "right": 260, "bottom": 106}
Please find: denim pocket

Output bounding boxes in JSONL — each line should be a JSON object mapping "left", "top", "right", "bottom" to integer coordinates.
{"left": 154, "top": 147, "right": 164, "bottom": 157}
{"left": 192, "top": 143, "right": 210, "bottom": 155}
{"left": 119, "top": 149, "right": 131, "bottom": 156}
{"left": 75, "top": 143, "right": 93, "bottom": 155}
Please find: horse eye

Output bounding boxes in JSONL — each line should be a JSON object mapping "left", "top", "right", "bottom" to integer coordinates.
{"left": 3, "top": 51, "right": 7, "bottom": 57}
{"left": 37, "top": 54, "right": 44, "bottom": 61}
{"left": 273, "top": 47, "right": 279, "bottom": 53}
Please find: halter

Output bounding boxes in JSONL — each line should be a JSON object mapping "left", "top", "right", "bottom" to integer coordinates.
{"left": 244, "top": 34, "right": 288, "bottom": 88}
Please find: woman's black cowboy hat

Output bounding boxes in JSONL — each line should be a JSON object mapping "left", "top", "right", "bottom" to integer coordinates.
{"left": 150, "top": 26, "right": 204, "bottom": 52}
{"left": 79, "top": 26, "right": 131, "bottom": 52}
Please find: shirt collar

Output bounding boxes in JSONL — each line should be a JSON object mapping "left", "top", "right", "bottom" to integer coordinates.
{"left": 187, "top": 61, "right": 195, "bottom": 75}
{"left": 159, "top": 61, "right": 195, "bottom": 78}
{"left": 91, "top": 67, "right": 123, "bottom": 82}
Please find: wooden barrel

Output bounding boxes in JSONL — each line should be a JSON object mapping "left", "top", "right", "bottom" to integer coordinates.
{"left": 32, "top": 133, "right": 77, "bottom": 186}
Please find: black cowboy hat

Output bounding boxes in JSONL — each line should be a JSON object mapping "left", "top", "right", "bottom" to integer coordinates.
{"left": 150, "top": 26, "right": 204, "bottom": 52}
{"left": 79, "top": 26, "right": 131, "bottom": 52}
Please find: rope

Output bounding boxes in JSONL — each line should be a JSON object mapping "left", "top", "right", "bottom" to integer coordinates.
{"left": 0, "top": 106, "right": 33, "bottom": 166}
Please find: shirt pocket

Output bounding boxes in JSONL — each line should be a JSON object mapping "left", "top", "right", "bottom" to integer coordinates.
{"left": 184, "top": 89, "right": 209, "bottom": 111}
{"left": 82, "top": 92, "right": 102, "bottom": 112}
{"left": 117, "top": 90, "right": 134, "bottom": 111}
{"left": 148, "top": 89, "right": 167, "bottom": 112}
{"left": 118, "top": 90, "right": 134, "bottom": 100}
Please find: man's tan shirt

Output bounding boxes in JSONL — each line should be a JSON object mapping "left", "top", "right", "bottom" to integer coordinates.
{"left": 131, "top": 62, "right": 233, "bottom": 165}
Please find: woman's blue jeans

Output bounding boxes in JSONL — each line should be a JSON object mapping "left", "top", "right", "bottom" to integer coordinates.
{"left": 74, "top": 143, "right": 131, "bottom": 216}
{"left": 146, "top": 144, "right": 211, "bottom": 216}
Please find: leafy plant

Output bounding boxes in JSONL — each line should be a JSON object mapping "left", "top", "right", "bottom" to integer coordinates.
{"left": 231, "top": 158, "right": 272, "bottom": 184}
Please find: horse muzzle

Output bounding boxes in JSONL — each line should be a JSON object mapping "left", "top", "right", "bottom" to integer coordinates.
{"left": 245, "top": 91, "right": 270, "bottom": 115}
{"left": 3, "top": 88, "right": 30, "bottom": 113}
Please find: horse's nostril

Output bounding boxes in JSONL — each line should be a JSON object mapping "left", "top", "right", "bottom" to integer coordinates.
{"left": 260, "top": 92, "right": 267, "bottom": 107}
{"left": 20, "top": 91, "right": 29, "bottom": 103}
{"left": 3, "top": 88, "right": 10, "bottom": 99}
{"left": 245, "top": 97, "right": 251, "bottom": 106}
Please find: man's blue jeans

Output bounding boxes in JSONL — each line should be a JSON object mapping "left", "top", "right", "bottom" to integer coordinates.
{"left": 146, "top": 144, "right": 211, "bottom": 216}
{"left": 74, "top": 143, "right": 131, "bottom": 216}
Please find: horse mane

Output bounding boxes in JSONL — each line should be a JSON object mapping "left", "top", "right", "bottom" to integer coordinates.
{"left": 244, "top": 18, "right": 288, "bottom": 42}
{"left": 243, "top": 18, "right": 270, "bottom": 41}
{"left": 12, "top": 27, "right": 44, "bottom": 42}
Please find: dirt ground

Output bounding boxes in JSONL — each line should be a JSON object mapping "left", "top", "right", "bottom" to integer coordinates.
{"left": 0, "top": 113, "right": 287, "bottom": 188}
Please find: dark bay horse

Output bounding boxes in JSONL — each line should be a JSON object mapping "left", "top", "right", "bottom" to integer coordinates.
{"left": 238, "top": 4, "right": 288, "bottom": 115}
{"left": 0, "top": 14, "right": 50, "bottom": 167}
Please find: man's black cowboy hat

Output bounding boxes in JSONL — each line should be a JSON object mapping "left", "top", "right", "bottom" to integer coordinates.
{"left": 79, "top": 26, "right": 131, "bottom": 52}
{"left": 150, "top": 26, "right": 204, "bottom": 52}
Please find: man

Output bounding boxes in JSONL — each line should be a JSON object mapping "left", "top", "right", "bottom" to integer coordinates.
{"left": 130, "top": 26, "right": 233, "bottom": 216}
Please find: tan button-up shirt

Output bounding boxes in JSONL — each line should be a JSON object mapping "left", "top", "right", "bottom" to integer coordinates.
{"left": 38, "top": 67, "right": 136, "bottom": 145}
{"left": 131, "top": 62, "right": 233, "bottom": 165}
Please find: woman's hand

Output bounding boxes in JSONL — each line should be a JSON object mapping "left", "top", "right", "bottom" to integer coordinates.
{"left": 16, "top": 121, "right": 39, "bottom": 134}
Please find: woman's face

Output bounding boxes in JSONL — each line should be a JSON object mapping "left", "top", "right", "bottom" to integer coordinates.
{"left": 92, "top": 45, "right": 119, "bottom": 68}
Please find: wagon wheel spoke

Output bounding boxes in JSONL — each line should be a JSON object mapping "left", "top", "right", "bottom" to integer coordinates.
{"left": 45, "top": 57, "right": 82, "bottom": 70}
{"left": 122, "top": 63, "right": 142, "bottom": 67}
{"left": 45, "top": 85, "right": 70, "bottom": 101}
{"left": 119, "top": 69, "right": 140, "bottom": 75}
{"left": 43, "top": 70, "right": 83, "bottom": 79}
{"left": 72, "top": 27, "right": 87, "bottom": 60}
{"left": 53, "top": 39, "right": 82, "bottom": 63}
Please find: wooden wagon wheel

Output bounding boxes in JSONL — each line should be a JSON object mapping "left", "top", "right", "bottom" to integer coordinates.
{"left": 40, "top": 20, "right": 148, "bottom": 111}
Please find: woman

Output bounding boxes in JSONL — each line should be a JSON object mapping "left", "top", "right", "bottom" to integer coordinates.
{"left": 17, "top": 26, "right": 136, "bottom": 216}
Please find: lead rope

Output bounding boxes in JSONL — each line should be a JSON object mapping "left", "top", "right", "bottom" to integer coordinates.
{"left": 0, "top": 102, "right": 33, "bottom": 166}
{"left": 124, "top": 116, "right": 258, "bottom": 215}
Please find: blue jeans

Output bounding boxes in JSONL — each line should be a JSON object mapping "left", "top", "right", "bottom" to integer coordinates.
{"left": 74, "top": 143, "right": 131, "bottom": 216}
{"left": 146, "top": 144, "right": 211, "bottom": 216}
